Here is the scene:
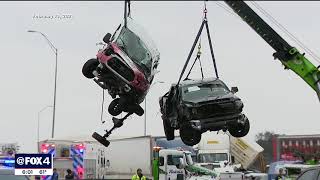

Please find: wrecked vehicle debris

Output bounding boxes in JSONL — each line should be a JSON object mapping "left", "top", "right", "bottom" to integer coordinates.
{"left": 82, "top": 16, "right": 160, "bottom": 147}
{"left": 159, "top": 78, "right": 250, "bottom": 146}
{"left": 82, "top": 18, "right": 160, "bottom": 117}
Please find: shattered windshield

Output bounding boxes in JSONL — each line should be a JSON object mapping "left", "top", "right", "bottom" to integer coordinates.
{"left": 182, "top": 82, "right": 230, "bottom": 102}
{"left": 198, "top": 153, "right": 228, "bottom": 163}
{"left": 115, "top": 28, "right": 152, "bottom": 75}
{"left": 114, "top": 18, "right": 160, "bottom": 77}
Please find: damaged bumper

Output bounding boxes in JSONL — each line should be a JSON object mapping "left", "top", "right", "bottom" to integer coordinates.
{"left": 188, "top": 113, "right": 247, "bottom": 131}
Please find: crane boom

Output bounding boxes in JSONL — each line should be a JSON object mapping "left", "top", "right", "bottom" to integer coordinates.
{"left": 224, "top": 1, "right": 320, "bottom": 100}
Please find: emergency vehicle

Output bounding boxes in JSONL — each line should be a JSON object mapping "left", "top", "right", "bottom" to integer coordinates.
{"left": 39, "top": 136, "right": 108, "bottom": 179}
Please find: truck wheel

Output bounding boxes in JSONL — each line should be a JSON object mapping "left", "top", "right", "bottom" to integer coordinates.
{"left": 125, "top": 104, "right": 144, "bottom": 116}
{"left": 180, "top": 126, "right": 201, "bottom": 146}
{"left": 162, "top": 115, "right": 174, "bottom": 140}
{"left": 229, "top": 117, "right": 250, "bottom": 138}
{"left": 108, "top": 98, "right": 123, "bottom": 116}
{"left": 92, "top": 132, "right": 110, "bottom": 147}
{"left": 82, "top": 58, "right": 99, "bottom": 79}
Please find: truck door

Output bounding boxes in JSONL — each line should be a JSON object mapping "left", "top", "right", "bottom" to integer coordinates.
{"left": 159, "top": 155, "right": 167, "bottom": 180}
{"left": 166, "top": 155, "right": 185, "bottom": 180}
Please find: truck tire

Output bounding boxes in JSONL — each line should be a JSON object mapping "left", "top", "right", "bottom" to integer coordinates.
{"left": 180, "top": 125, "right": 201, "bottom": 146}
{"left": 124, "top": 103, "right": 144, "bottom": 116}
{"left": 229, "top": 117, "right": 250, "bottom": 138}
{"left": 162, "top": 115, "right": 174, "bottom": 140}
{"left": 108, "top": 98, "right": 123, "bottom": 116}
{"left": 92, "top": 132, "right": 110, "bottom": 147}
{"left": 82, "top": 58, "right": 99, "bottom": 79}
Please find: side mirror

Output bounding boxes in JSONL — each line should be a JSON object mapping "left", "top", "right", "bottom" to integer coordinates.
{"left": 176, "top": 158, "right": 186, "bottom": 169}
{"left": 231, "top": 87, "right": 239, "bottom": 94}
{"left": 159, "top": 157, "right": 164, "bottom": 166}
{"left": 103, "top": 33, "right": 112, "bottom": 44}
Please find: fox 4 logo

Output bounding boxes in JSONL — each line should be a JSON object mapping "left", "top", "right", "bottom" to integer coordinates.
{"left": 22, "top": 157, "right": 50, "bottom": 165}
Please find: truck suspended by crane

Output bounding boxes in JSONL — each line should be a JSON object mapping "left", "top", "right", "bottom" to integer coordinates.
{"left": 223, "top": 1, "right": 320, "bottom": 101}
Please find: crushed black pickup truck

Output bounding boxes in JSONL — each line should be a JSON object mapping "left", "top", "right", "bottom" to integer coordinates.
{"left": 159, "top": 78, "right": 250, "bottom": 146}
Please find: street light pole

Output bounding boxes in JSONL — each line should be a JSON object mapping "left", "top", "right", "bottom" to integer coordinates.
{"left": 144, "top": 96, "right": 147, "bottom": 136}
{"left": 37, "top": 105, "right": 53, "bottom": 152}
{"left": 144, "top": 81, "right": 164, "bottom": 136}
{"left": 28, "top": 30, "right": 58, "bottom": 139}
{"left": 52, "top": 49, "right": 58, "bottom": 139}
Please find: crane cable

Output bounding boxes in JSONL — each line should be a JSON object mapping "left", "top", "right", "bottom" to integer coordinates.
{"left": 215, "top": 2, "right": 239, "bottom": 18}
{"left": 250, "top": 1, "right": 320, "bottom": 61}
{"left": 100, "top": 89, "right": 106, "bottom": 124}
{"left": 177, "top": 1, "right": 219, "bottom": 85}
{"left": 250, "top": 1, "right": 320, "bottom": 64}
{"left": 184, "top": 2, "right": 207, "bottom": 81}
{"left": 184, "top": 43, "right": 205, "bottom": 80}
{"left": 124, "top": 0, "right": 130, "bottom": 28}
{"left": 100, "top": 0, "right": 131, "bottom": 124}
{"left": 127, "top": 0, "right": 131, "bottom": 17}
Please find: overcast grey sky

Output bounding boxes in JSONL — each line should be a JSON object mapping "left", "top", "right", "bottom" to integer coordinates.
{"left": 0, "top": 1, "right": 319, "bottom": 152}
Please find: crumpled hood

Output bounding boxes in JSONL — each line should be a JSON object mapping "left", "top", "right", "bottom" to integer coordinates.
{"left": 183, "top": 93, "right": 239, "bottom": 105}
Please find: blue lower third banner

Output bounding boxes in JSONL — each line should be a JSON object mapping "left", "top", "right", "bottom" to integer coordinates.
{"left": 15, "top": 154, "right": 53, "bottom": 176}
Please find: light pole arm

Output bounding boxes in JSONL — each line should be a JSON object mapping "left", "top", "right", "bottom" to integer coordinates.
{"left": 38, "top": 32, "right": 57, "bottom": 54}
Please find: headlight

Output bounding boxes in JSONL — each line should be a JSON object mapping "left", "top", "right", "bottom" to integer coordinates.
{"left": 235, "top": 100, "right": 243, "bottom": 109}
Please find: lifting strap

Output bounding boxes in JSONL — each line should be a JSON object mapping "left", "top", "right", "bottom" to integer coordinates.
{"left": 124, "top": 0, "right": 130, "bottom": 28}
{"left": 127, "top": 0, "right": 131, "bottom": 17}
{"left": 184, "top": 43, "right": 204, "bottom": 80}
{"left": 177, "top": 5, "right": 219, "bottom": 86}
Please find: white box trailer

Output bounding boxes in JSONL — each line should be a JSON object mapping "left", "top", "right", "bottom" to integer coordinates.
{"left": 103, "top": 135, "right": 200, "bottom": 180}
{"left": 229, "top": 136, "right": 264, "bottom": 169}
{"left": 104, "top": 136, "right": 154, "bottom": 179}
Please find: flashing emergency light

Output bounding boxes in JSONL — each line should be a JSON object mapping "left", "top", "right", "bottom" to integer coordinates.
{"left": 72, "top": 143, "right": 85, "bottom": 154}
{"left": 153, "top": 146, "right": 162, "bottom": 152}
{"left": 0, "top": 157, "right": 15, "bottom": 168}
{"left": 77, "top": 166, "right": 84, "bottom": 178}
{"left": 40, "top": 143, "right": 56, "bottom": 155}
